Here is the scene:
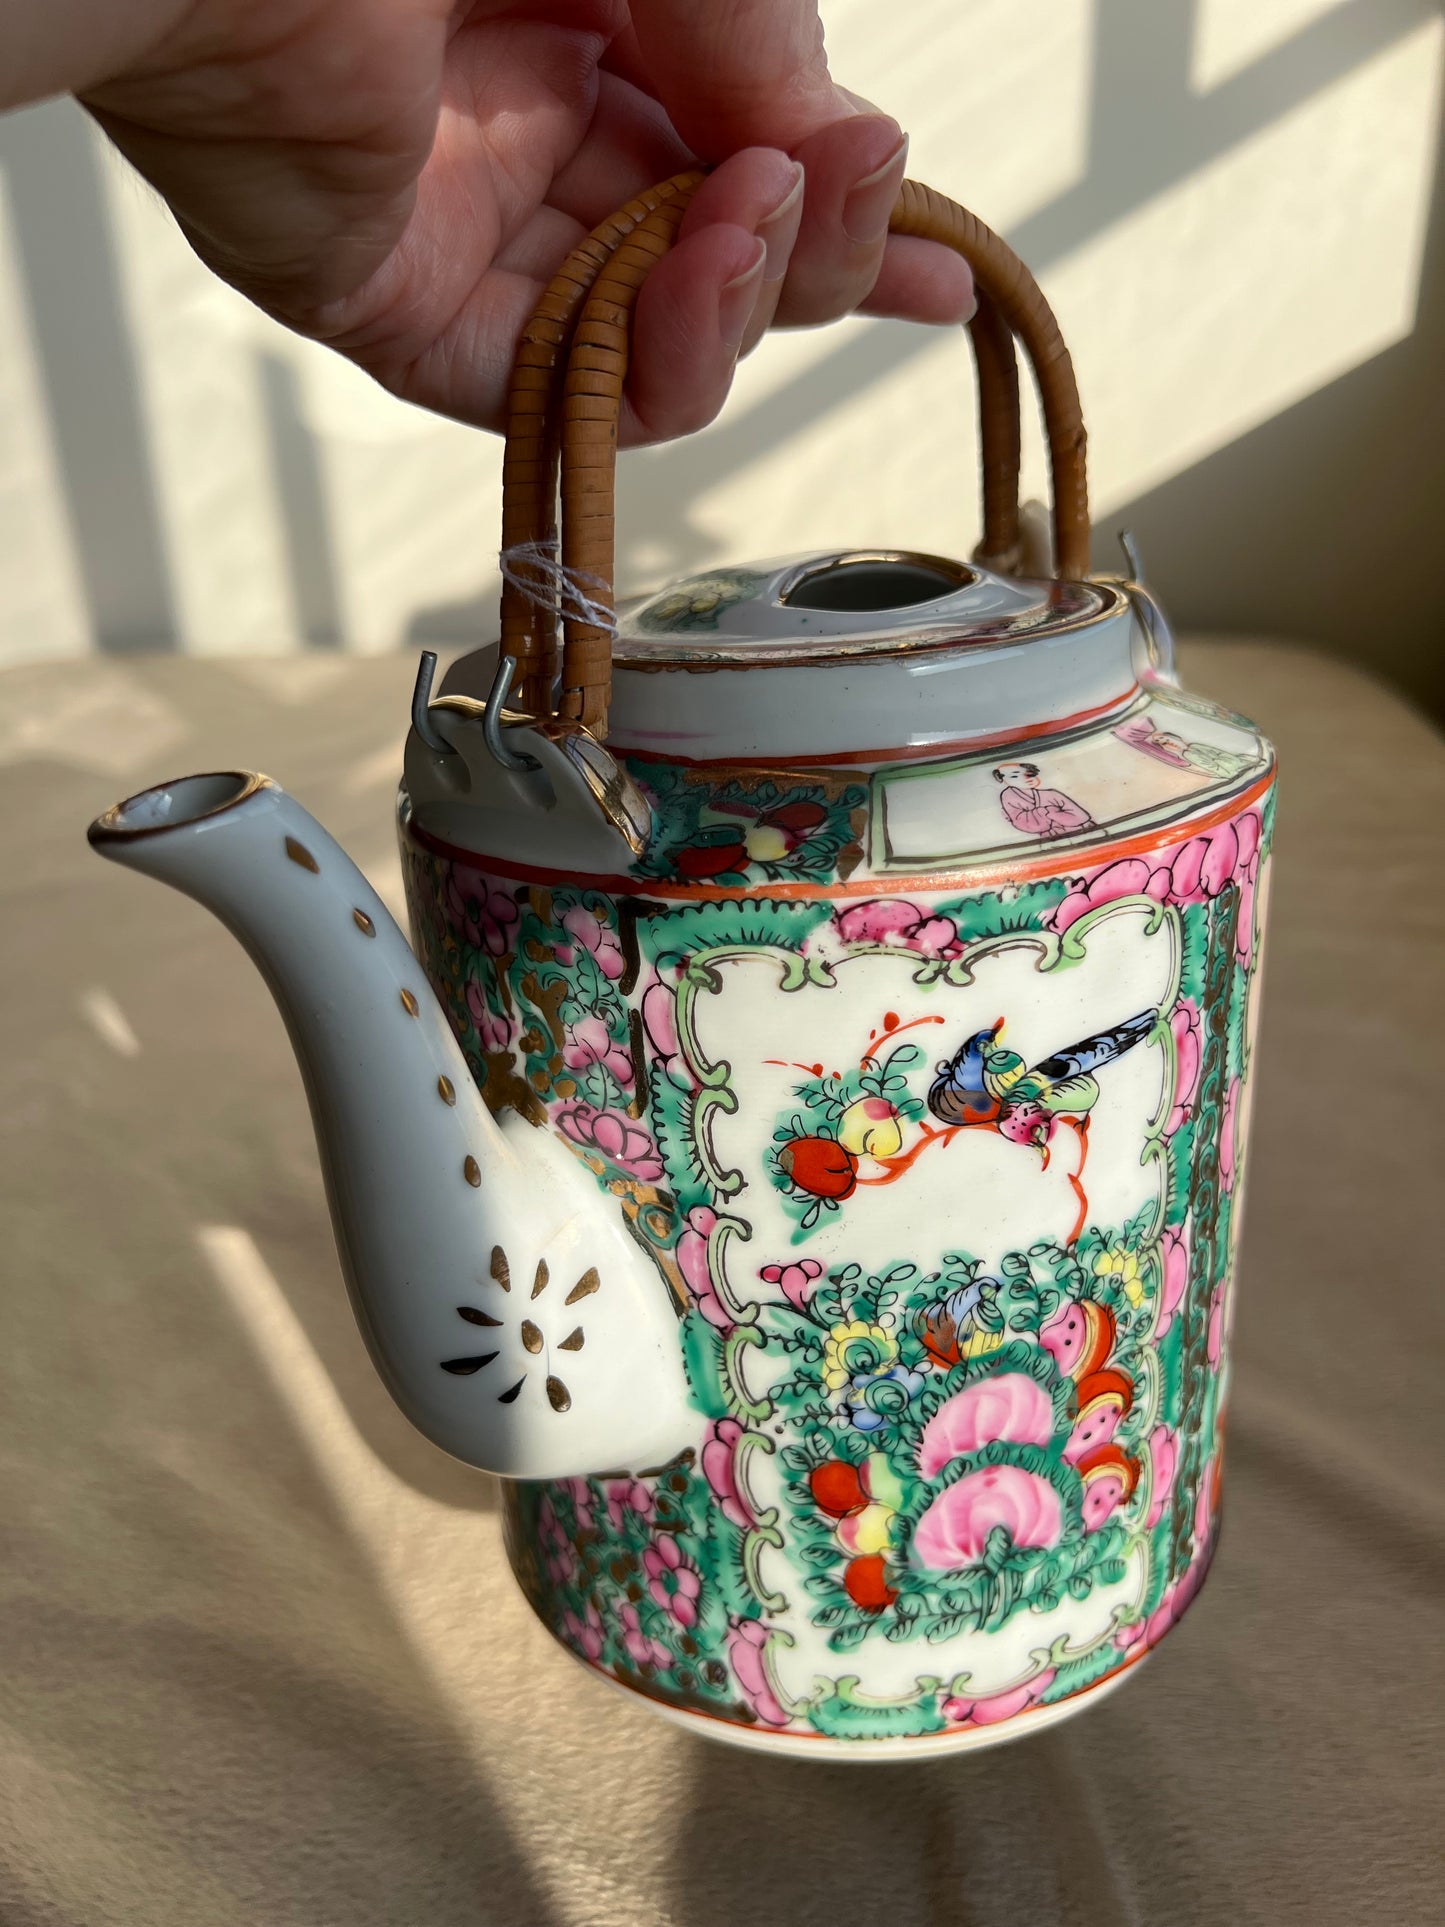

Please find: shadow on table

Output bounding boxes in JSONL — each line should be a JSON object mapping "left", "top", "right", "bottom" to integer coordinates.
{"left": 663, "top": 1708, "right": 1159, "bottom": 1924}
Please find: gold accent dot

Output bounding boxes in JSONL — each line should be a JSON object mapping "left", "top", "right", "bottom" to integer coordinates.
{"left": 490, "top": 1245, "right": 511, "bottom": 1292}
{"left": 400, "top": 988, "right": 419, "bottom": 1017}
{"left": 520, "top": 1320, "right": 543, "bottom": 1354}
{"left": 463, "top": 1155, "right": 481, "bottom": 1187}
{"left": 438, "top": 1075, "right": 456, "bottom": 1106}
{"left": 565, "top": 1267, "right": 600, "bottom": 1306}
{"left": 285, "top": 836, "right": 318, "bottom": 873}
{"left": 558, "top": 1327, "right": 585, "bottom": 1352}
{"left": 353, "top": 908, "right": 375, "bottom": 936}
{"left": 546, "top": 1376, "right": 572, "bottom": 1413}
{"left": 530, "top": 1260, "right": 550, "bottom": 1299}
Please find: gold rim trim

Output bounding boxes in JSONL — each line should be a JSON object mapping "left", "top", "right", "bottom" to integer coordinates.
{"left": 87, "top": 771, "right": 274, "bottom": 844}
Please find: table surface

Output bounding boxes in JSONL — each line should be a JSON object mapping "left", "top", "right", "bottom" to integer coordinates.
{"left": 1, "top": 643, "right": 1442, "bottom": 1927}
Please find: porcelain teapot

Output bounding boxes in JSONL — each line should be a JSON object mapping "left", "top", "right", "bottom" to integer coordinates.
{"left": 90, "top": 176, "right": 1275, "bottom": 1759}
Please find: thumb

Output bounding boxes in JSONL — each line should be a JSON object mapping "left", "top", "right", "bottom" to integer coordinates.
{"left": 624, "top": 0, "right": 863, "bottom": 155}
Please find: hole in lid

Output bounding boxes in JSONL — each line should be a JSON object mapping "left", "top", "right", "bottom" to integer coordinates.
{"left": 780, "top": 554, "right": 972, "bottom": 613}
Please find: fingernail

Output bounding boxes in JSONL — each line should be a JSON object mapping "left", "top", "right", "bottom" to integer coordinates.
{"left": 719, "top": 238, "right": 767, "bottom": 355}
{"left": 756, "top": 161, "right": 805, "bottom": 284}
{"left": 843, "top": 128, "right": 909, "bottom": 246}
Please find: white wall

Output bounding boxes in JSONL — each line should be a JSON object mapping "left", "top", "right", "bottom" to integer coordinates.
{"left": 1, "top": 0, "right": 1440, "bottom": 712}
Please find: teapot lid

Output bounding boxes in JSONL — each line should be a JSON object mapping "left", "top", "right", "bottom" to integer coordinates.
{"left": 614, "top": 549, "right": 1111, "bottom": 665}
{"left": 600, "top": 549, "right": 1140, "bottom": 764}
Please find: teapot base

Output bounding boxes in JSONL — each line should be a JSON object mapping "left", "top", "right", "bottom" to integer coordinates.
{"left": 540, "top": 1615, "right": 1153, "bottom": 1760}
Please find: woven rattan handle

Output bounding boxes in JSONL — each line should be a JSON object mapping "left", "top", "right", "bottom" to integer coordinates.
{"left": 505, "top": 176, "right": 1087, "bottom": 730}
{"left": 500, "top": 170, "right": 705, "bottom": 705}
{"left": 501, "top": 193, "right": 1022, "bottom": 715}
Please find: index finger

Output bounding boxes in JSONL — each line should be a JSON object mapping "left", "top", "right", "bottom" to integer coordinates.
{"left": 624, "top": 0, "right": 849, "bottom": 155}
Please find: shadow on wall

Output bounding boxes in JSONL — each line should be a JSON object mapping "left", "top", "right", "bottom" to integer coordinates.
{"left": 1110, "top": 93, "right": 1445, "bottom": 722}
{"left": 2, "top": 1, "right": 1441, "bottom": 717}
{"left": 0, "top": 101, "right": 177, "bottom": 653}
{"left": 255, "top": 351, "right": 345, "bottom": 650}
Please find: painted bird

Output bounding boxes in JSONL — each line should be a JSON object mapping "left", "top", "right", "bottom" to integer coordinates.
{"left": 927, "top": 1010, "right": 1160, "bottom": 1147}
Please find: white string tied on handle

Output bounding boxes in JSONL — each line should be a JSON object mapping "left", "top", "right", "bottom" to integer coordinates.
{"left": 498, "top": 539, "right": 618, "bottom": 639}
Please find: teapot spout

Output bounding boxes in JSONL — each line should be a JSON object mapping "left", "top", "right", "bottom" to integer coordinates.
{"left": 88, "top": 772, "right": 692, "bottom": 1480}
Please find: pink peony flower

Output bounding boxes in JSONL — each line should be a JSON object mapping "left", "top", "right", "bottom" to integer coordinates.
{"left": 561, "top": 1601, "right": 604, "bottom": 1661}
{"left": 918, "top": 1374, "right": 1055, "bottom": 1480}
{"left": 834, "top": 898, "right": 960, "bottom": 959}
{"left": 605, "top": 1477, "right": 652, "bottom": 1532}
{"left": 620, "top": 1601, "right": 670, "bottom": 1671}
{"left": 1157, "top": 1225, "right": 1189, "bottom": 1337}
{"left": 1052, "top": 857, "right": 1171, "bottom": 935}
{"left": 556, "top": 1103, "right": 664, "bottom": 1182}
{"left": 701, "top": 1417, "right": 755, "bottom": 1530}
{"left": 759, "top": 1256, "right": 823, "bottom": 1311}
{"left": 444, "top": 867, "right": 519, "bottom": 957}
{"left": 727, "top": 1618, "right": 789, "bottom": 1727}
{"left": 1054, "top": 810, "right": 1261, "bottom": 941}
{"left": 1234, "top": 809, "right": 1262, "bottom": 873}
{"left": 1115, "top": 1528, "right": 1213, "bottom": 1655}
{"left": 1168, "top": 1001, "right": 1202, "bottom": 1133}
{"left": 563, "top": 1477, "right": 595, "bottom": 1532}
{"left": 1233, "top": 811, "right": 1263, "bottom": 966}
{"left": 1220, "top": 1077, "right": 1241, "bottom": 1192}
{"left": 560, "top": 903, "right": 625, "bottom": 980}
{"left": 942, "top": 1668, "right": 1056, "bottom": 1727}
{"left": 836, "top": 898, "right": 927, "bottom": 944}
{"left": 643, "top": 1534, "right": 702, "bottom": 1627}
{"left": 1115, "top": 1595, "right": 1176, "bottom": 1656}
{"left": 913, "top": 1465, "right": 1063, "bottom": 1571}
{"left": 641, "top": 978, "right": 692, "bottom": 1086}
{"left": 562, "top": 1012, "right": 634, "bottom": 1087}
{"left": 465, "top": 979, "right": 512, "bottom": 1054}
{"left": 677, "top": 1205, "right": 729, "bottom": 1328}
{"left": 909, "top": 915, "right": 963, "bottom": 958}
{"left": 1168, "top": 836, "right": 1205, "bottom": 903}
{"left": 537, "top": 1495, "right": 575, "bottom": 1586}
{"left": 1145, "top": 1424, "right": 1179, "bottom": 1530}
{"left": 1198, "top": 824, "right": 1239, "bottom": 898}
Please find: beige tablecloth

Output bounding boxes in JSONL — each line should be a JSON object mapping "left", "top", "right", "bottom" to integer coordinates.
{"left": 1, "top": 642, "right": 1442, "bottom": 1926}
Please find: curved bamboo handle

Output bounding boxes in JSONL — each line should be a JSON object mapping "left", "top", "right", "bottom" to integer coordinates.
{"left": 501, "top": 170, "right": 705, "bottom": 715}
{"left": 502, "top": 176, "right": 1089, "bottom": 730}
{"left": 889, "top": 179, "right": 1088, "bottom": 579}
{"left": 968, "top": 289, "right": 1023, "bottom": 573}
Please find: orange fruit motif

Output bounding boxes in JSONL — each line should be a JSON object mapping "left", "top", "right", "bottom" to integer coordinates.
{"left": 810, "top": 1460, "right": 869, "bottom": 1519}
{"left": 778, "top": 1135, "right": 859, "bottom": 1200}
{"left": 844, "top": 1554, "right": 899, "bottom": 1613}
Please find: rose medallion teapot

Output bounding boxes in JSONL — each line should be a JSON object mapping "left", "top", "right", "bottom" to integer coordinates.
{"left": 90, "top": 176, "right": 1274, "bottom": 1758}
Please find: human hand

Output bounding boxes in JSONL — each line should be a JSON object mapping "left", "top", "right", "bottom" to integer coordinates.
{"left": 56, "top": 0, "right": 974, "bottom": 443}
